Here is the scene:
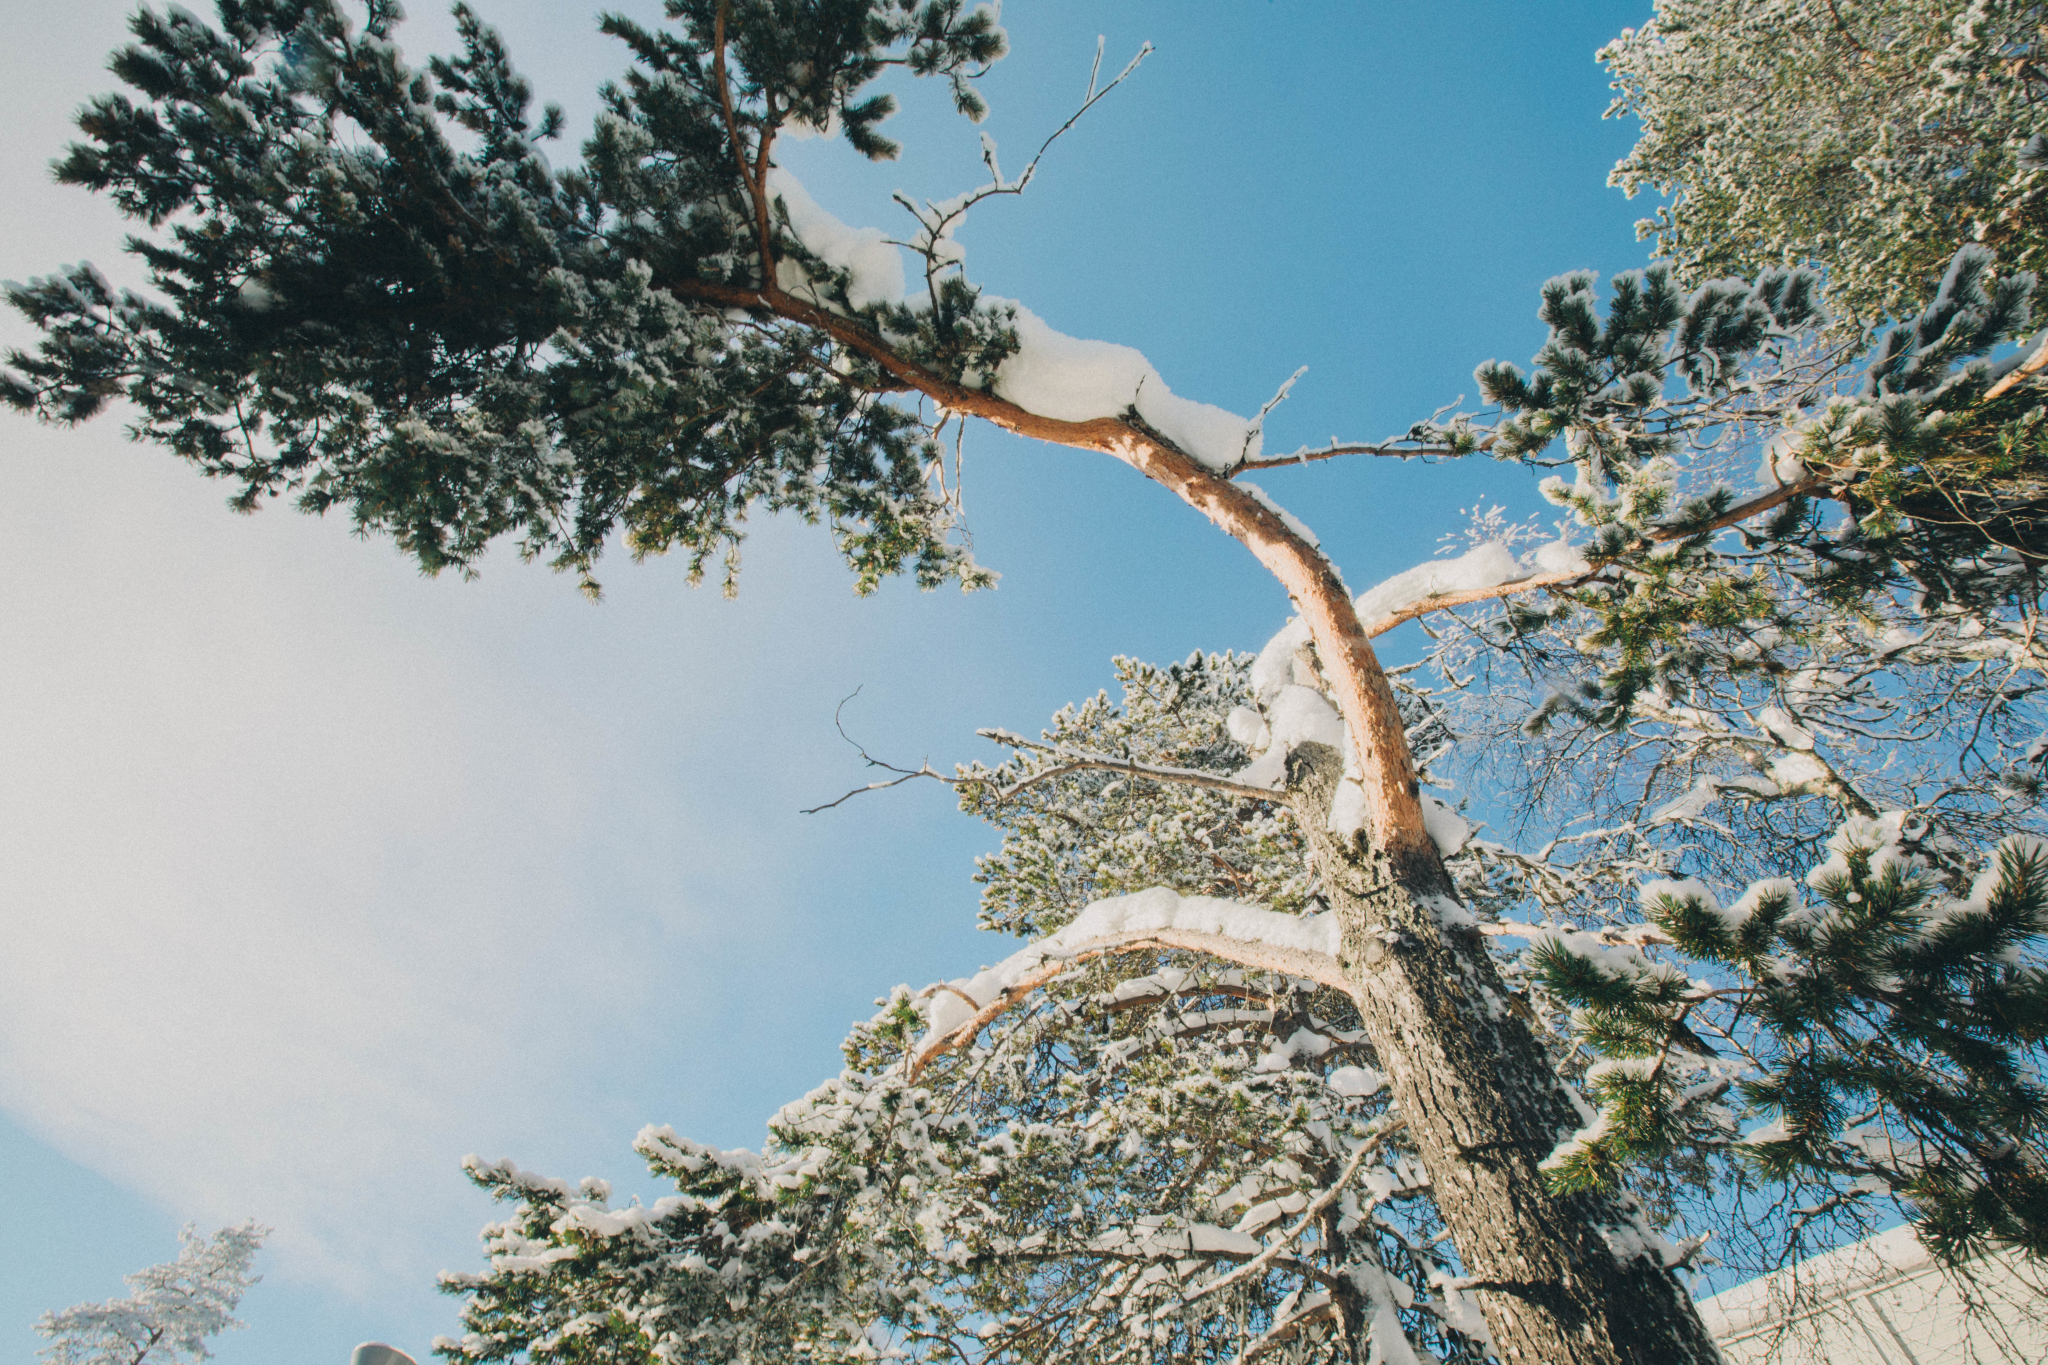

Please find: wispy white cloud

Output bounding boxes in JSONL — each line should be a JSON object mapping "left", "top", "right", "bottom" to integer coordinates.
{"left": 0, "top": 422, "right": 638, "bottom": 1294}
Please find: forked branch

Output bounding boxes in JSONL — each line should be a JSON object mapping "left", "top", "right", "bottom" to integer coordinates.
{"left": 800, "top": 689, "right": 952, "bottom": 814}
{"left": 892, "top": 37, "right": 1152, "bottom": 285}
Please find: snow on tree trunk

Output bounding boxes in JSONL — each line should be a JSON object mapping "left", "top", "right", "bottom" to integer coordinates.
{"left": 1285, "top": 743, "right": 1722, "bottom": 1365}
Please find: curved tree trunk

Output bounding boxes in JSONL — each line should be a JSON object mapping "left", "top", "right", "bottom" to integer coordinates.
{"left": 1287, "top": 743, "right": 1722, "bottom": 1365}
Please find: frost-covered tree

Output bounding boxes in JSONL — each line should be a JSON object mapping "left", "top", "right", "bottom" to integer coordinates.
{"left": 9, "top": 3, "right": 2048, "bottom": 1363}
{"left": 441, "top": 605, "right": 2048, "bottom": 1362}
{"left": 1603, "top": 0, "right": 2048, "bottom": 328}
{"left": 36, "top": 1222, "right": 266, "bottom": 1365}
{"left": 445, "top": 654, "right": 1491, "bottom": 1364}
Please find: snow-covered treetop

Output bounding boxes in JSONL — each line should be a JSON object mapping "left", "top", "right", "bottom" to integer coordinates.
{"left": 36, "top": 1222, "right": 266, "bottom": 1365}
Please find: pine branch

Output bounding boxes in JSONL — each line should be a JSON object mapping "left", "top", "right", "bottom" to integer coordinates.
{"left": 1359, "top": 469, "right": 1842, "bottom": 637}
{"left": 1180, "top": 1121, "right": 1400, "bottom": 1303}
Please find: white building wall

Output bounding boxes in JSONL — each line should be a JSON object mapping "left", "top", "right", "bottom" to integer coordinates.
{"left": 1696, "top": 1225, "right": 2048, "bottom": 1365}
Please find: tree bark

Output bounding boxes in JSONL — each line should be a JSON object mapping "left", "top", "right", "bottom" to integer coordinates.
{"left": 1287, "top": 742, "right": 1723, "bottom": 1365}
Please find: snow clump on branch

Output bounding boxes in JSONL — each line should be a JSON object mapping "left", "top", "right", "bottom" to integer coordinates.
{"left": 767, "top": 163, "right": 1267, "bottom": 470}
{"left": 990, "top": 301, "right": 1262, "bottom": 469}
{"left": 766, "top": 169, "right": 907, "bottom": 310}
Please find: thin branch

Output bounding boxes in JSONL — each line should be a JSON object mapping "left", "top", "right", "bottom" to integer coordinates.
{"left": 978, "top": 729, "right": 1282, "bottom": 803}
{"left": 1237, "top": 366, "right": 1309, "bottom": 465}
{"left": 1661, "top": 470, "right": 1836, "bottom": 541}
{"left": 1823, "top": 0, "right": 1869, "bottom": 54}
{"left": 892, "top": 37, "right": 1152, "bottom": 280}
{"left": 801, "top": 688, "right": 953, "bottom": 813}
{"left": 1000, "top": 36, "right": 1152, "bottom": 196}
{"left": 806, "top": 713, "right": 1285, "bottom": 813}
{"left": 801, "top": 765, "right": 949, "bottom": 814}
{"left": 711, "top": 2, "right": 776, "bottom": 285}
{"left": 1232, "top": 439, "right": 1465, "bottom": 476}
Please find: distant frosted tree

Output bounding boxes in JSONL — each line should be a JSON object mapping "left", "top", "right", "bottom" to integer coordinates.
{"left": 36, "top": 1223, "right": 266, "bottom": 1365}
{"left": 1604, "top": 0, "right": 2048, "bottom": 327}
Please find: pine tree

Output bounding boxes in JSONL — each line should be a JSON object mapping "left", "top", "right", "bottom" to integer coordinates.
{"left": 36, "top": 1223, "right": 267, "bottom": 1365}
{"left": 1603, "top": 0, "right": 2048, "bottom": 330}
{"left": 10, "top": 3, "right": 2048, "bottom": 1362}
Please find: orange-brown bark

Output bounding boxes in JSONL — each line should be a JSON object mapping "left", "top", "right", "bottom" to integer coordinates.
{"left": 665, "top": 275, "right": 1438, "bottom": 876}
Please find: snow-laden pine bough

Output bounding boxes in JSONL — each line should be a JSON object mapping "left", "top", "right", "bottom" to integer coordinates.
{"left": 8, "top": 3, "right": 2048, "bottom": 1362}
{"left": 448, "top": 949, "right": 1474, "bottom": 1365}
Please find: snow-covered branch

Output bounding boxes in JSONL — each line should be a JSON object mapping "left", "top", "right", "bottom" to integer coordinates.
{"left": 1181, "top": 1123, "right": 1399, "bottom": 1304}
{"left": 910, "top": 887, "right": 1351, "bottom": 1077}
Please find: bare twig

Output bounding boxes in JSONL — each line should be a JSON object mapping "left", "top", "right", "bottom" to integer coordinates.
{"left": 801, "top": 688, "right": 954, "bottom": 813}
{"left": 1237, "top": 366, "right": 1309, "bottom": 464}
{"left": 801, "top": 764, "right": 950, "bottom": 814}
{"left": 805, "top": 705, "right": 1287, "bottom": 814}
{"left": 892, "top": 37, "right": 1152, "bottom": 285}
{"left": 1232, "top": 439, "right": 1465, "bottom": 476}
{"left": 979, "top": 729, "right": 1282, "bottom": 803}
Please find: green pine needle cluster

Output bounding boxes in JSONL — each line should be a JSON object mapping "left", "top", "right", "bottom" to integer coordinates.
{"left": 1535, "top": 821, "right": 2048, "bottom": 1263}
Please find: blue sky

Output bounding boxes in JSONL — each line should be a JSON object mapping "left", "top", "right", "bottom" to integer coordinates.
{"left": 0, "top": 2, "right": 1655, "bottom": 1360}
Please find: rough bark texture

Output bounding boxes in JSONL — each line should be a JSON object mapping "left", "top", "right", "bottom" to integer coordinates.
{"left": 1287, "top": 743, "right": 1724, "bottom": 1365}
